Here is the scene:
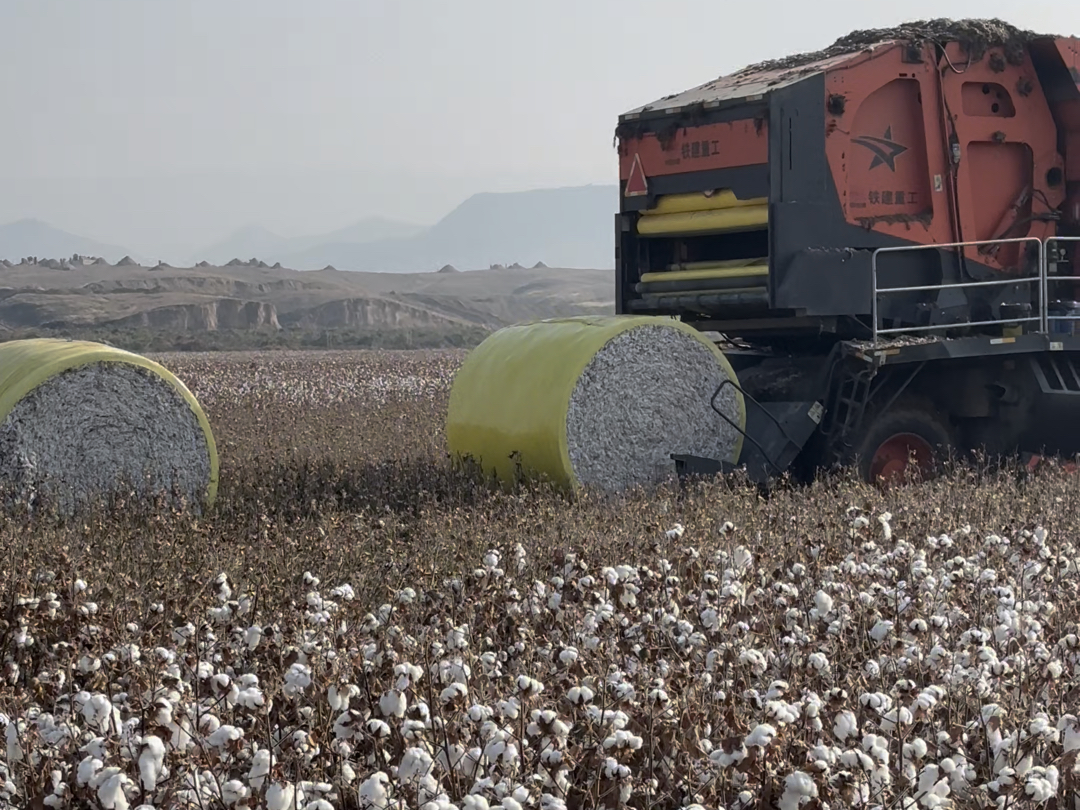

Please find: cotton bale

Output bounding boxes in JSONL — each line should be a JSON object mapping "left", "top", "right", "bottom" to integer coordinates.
{"left": 0, "top": 338, "right": 218, "bottom": 515}
{"left": 445, "top": 315, "right": 745, "bottom": 491}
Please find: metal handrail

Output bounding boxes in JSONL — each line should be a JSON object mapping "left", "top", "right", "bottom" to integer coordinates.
{"left": 870, "top": 237, "right": 1045, "bottom": 342}
{"left": 1044, "top": 237, "right": 1080, "bottom": 334}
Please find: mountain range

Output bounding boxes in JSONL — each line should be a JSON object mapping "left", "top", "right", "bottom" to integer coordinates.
{"left": 0, "top": 184, "right": 619, "bottom": 272}
{"left": 0, "top": 219, "right": 137, "bottom": 265}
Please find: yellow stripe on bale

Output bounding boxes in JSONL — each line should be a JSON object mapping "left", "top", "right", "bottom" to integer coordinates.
{"left": 637, "top": 205, "right": 768, "bottom": 237}
{"left": 445, "top": 315, "right": 745, "bottom": 491}
{"left": 0, "top": 338, "right": 219, "bottom": 506}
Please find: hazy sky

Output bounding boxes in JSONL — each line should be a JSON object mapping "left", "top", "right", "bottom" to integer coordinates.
{"left": 1, "top": 0, "right": 1076, "bottom": 257}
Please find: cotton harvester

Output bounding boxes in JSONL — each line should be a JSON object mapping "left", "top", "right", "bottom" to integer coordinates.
{"left": 446, "top": 20, "right": 1080, "bottom": 490}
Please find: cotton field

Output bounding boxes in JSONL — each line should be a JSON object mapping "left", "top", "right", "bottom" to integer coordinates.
{"left": 2, "top": 349, "right": 1080, "bottom": 810}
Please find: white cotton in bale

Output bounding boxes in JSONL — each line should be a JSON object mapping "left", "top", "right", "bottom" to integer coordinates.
{"left": 446, "top": 316, "right": 745, "bottom": 493}
{"left": 0, "top": 339, "right": 217, "bottom": 516}
{"left": 564, "top": 324, "right": 743, "bottom": 491}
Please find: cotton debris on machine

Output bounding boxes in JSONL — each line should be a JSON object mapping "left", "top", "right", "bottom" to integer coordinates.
{"left": 0, "top": 339, "right": 218, "bottom": 516}
{"left": 445, "top": 316, "right": 745, "bottom": 492}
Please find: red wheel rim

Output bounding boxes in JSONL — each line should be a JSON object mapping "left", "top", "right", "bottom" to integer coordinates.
{"left": 869, "top": 433, "right": 934, "bottom": 484}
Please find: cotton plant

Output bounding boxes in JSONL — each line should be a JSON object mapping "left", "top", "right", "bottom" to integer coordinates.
{"left": 4, "top": 518, "right": 1080, "bottom": 809}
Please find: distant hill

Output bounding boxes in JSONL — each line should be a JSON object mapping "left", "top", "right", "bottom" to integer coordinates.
{"left": 273, "top": 184, "right": 619, "bottom": 272}
{"left": 0, "top": 183, "right": 621, "bottom": 275}
{"left": 0, "top": 219, "right": 135, "bottom": 264}
{"left": 192, "top": 216, "right": 425, "bottom": 266}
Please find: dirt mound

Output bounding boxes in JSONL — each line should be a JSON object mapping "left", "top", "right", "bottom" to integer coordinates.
{"left": 92, "top": 257, "right": 110, "bottom": 266}
{"left": 437, "top": 264, "right": 459, "bottom": 274}
{"left": 738, "top": 18, "right": 1043, "bottom": 75}
{"left": 284, "top": 296, "right": 467, "bottom": 329}
{"left": 116, "top": 256, "right": 139, "bottom": 267}
{"left": 105, "top": 299, "right": 280, "bottom": 331}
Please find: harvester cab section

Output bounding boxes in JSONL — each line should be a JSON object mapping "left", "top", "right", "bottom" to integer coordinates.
{"left": 615, "top": 26, "right": 1080, "bottom": 344}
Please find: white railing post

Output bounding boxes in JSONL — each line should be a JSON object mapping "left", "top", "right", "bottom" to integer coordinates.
{"left": 870, "top": 236, "right": 1044, "bottom": 342}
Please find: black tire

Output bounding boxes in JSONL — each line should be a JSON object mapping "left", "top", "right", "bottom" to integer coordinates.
{"left": 843, "top": 395, "right": 955, "bottom": 484}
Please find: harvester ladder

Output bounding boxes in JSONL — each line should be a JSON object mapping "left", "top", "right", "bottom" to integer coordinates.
{"left": 820, "top": 362, "right": 876, "bottom": 450}
{"left": 1031, "top": 353, "right": 1080, "bottom": 394}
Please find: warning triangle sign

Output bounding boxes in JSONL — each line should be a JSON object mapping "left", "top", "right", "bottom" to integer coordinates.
{"left": 624, "top": 153, "right": 648, "bottom": 197}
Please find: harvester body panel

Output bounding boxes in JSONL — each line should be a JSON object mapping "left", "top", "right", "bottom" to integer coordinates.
{"left": 616, "top": 30, "right": 1080, "bottom": 333}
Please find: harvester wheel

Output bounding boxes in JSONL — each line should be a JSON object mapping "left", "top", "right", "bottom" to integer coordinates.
{"left": 845, "top": 396, "right": 954, "bottom": 485}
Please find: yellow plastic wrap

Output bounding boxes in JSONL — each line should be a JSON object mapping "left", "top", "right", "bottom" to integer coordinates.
{"left": 445, "top": 315, "right": 745, "bottom": 489}
{"left": 0, "top": 338, "right": 219, "bottom": 506}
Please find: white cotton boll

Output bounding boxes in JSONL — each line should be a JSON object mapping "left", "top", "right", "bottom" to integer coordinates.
{"left": 878, "top": 512, "right": 892, "bottom": 541}
{"left": 666, "top": 524, "right": 684, "bottom": 539}
{"left": 441, "top": 683, "right": 468, "bottom": 705}
{"left": 462, "top": 797, "right": 490, "bottom": 810}
{"left": 809, "top": 652, "right": 829, "bottom": 672}
{"left": 78, "top": 755, "right": 103, "bottom": 787}
{"left": 244, "top": 625, "right": 263, "bottom": 650}
{"left": 1025, "top": 768, "right": 1058, "bottom": 803}
{"left": 96, "top": 770, "right": 132, "bottom": 810}
{"left": 266, "top": 782, "right": 296, "bottom": 810}
{"left": 358, "top": 773, "right": 389, "bottom": 808}
{"left": 1059, "top": 715, "right": 1080, "bottom": 752}
{"left": 380, "top": 689, "right": 407, "bottom": 718}
{"left": 870, "top": 620, "right": 894, "bottom": 643}
{"left": 904, "top": 738, "right": 928, "bottom": 761}
{"left": 207, "top": 724, "right": 243, "bottom": 749}
{"left": 746, "top": 723, "right": 776, "bottom": 748}
{"left": 248, "top": 749, "right": 274, "bottom": 790}
{"left": 283, "top": 663, "right": 313, "bottom": 697}
{"left": 138, "top": 736, "right": 166, "bottom": 791}
{"left": 834, "top": 711, "right": 858, "bottom": 742}
{"left": 401, "top": 747, "right": 436, "bottom": 783}
{"left": 221, "top": 780, "right": 250, "bottom": 806}
{"left": 778, "top": 771, "right": 818, "bottom": 810}
{"left": 880, "top": 707, "right": 913, "bottom": 733}
{"left": 733, "top": 546, "right": 754, "bottom": 572}
{"left": 4, "top": 722, "right": 23, "bottom": 764}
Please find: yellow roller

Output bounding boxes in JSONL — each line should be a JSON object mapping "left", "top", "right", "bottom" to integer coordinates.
{"left": 0, "top": 338, "right": 219, "bottom": 506}
{"left": 637, "top": 205, "right": 768, "bottom": 237}
{"left": 445, "top": 315, "right": 745, "bottom": 491}
{"left": 641, "top": 264, "right": 769, "bottom": 284}
{"left": 665, "top": 258, "right": 768, "bottom": 272}
{"left": 643, "top": 190, "right": 767, "bottom": 215}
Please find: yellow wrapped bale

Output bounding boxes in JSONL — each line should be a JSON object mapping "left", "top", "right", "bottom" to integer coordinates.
{"left": 0, "top": 338, "right": 218, "bottom": 515}
{"left": 446, "top": 315, "right": 745, "bottom": 491}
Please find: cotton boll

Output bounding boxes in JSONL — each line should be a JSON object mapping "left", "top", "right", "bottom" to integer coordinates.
{"left": 248, "top": 749, "right": 274, "bottom": 790}
{"left": 746, "top": 723, "right": 777, "bottom": 748}
{"left": 870, "top": 620, "right": 894, "bottom": 643}
{"left": 778, "top": 771, "right": 818, "bottom": 810}
{"left": 221, "top": 780, "right": 250, "bottom": 806}
{"left": 358, "top": 773, "right": 389, "bottom": 808}
{"left": 138, "top": 736, "right": 166, "bottom": 791}
{"left": 834, "top": 711, "right": 858, "bottom": 742}
{"left": 380, "top": 689, "right": 407, "bottom": 718}
{"left": 266, "top": 782, "right": 296, "bottom": 810}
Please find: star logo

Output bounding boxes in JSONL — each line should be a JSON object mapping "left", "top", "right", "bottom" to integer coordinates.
{"left": 852, "top": 126, "right": 908, "bottom": 171}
